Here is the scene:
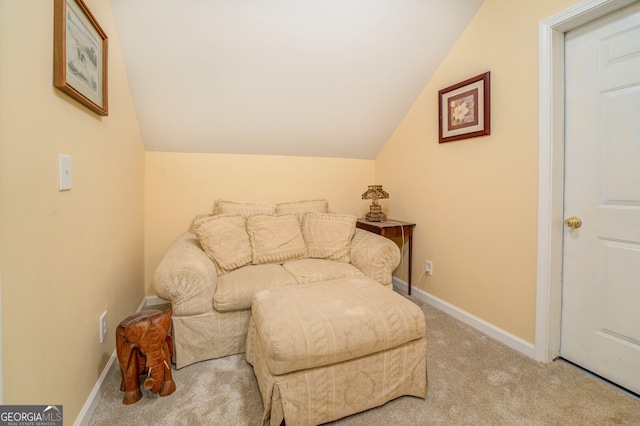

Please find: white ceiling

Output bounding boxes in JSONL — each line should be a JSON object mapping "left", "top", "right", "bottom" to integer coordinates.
{"left": 110, "top": 0, "right": 484, "bottom": 159}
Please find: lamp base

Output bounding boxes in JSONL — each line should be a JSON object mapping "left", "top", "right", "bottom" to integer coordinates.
{"left": 365, "top": 210, "right": 387, "bottom": 222}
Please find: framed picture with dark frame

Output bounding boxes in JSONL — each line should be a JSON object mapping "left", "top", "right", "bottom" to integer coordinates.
{"left": 54, "top": 0, "right": 108, "bottom": 116}
{"left": 438, "top": 71, "right": 490, "bottom": 143}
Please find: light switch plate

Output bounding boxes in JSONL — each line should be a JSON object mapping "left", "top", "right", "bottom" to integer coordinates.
{"left": 59, "top": 155, "right": 72, "bottom": 191}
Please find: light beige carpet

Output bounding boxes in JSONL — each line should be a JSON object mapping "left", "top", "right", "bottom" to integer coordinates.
{"left": 89, "top": 292, "right": 640, "bottom": 425}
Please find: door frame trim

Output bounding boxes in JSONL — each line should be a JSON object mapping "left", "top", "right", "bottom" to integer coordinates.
{"left": 535, "top": 0, "right": 637, "bottom": 363}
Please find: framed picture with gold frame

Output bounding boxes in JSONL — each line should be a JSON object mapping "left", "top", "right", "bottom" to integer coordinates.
{"left": 54, "top": 0, "right": 108, "bottom": 116}
{"left": 438, "top": 72, "right": 490, "bottom": 143}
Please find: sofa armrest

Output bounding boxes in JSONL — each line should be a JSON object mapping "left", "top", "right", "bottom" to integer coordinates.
{"left": 153, "top": 232, "right": 217, "bottom": 316}
{"left": 350, "top": 228, "right": 401, "bottom": 286}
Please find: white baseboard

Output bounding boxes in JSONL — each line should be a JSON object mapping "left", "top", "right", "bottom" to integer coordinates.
{"left": 393, "top": 277, "right": 536, "bottom": 360}
{"left": 137, "top": 294, "right": 170, "bottom": 311}
{"left": 74, "top": 295, "right": 169, "bottom": 425}
{"left": 74, "top": 351, "right": 117, "bottom": 426}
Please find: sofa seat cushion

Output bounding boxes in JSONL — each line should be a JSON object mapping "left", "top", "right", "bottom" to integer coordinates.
{"left": 282, "top": 259, "right": 363, "bottom": 284}
{"left": 214, "top": 264, "right": 296, "bottom": 312}
{"left": 251, "top": 277, "right": 426, "bottom": 375}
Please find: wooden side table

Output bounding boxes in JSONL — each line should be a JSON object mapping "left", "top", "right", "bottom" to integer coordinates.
{"left": 356, "top": 219, "right": 416, "bottom": 295}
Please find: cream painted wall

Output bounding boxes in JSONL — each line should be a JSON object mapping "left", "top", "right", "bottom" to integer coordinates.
{"left": 375, "top": 0, "right": 581, "bottom": 343}
{"left": 0, "top": 0, "right": 587, "bottom": 420}
{"left": 144, "top": 152, "right": 375, "bottom": 293}
{"left": 0, "top": 0, "right": 145, "bottom": 423}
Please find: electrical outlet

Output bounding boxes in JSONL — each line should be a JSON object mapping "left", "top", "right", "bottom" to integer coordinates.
{"left": 424, "top": 260, "right": 433, "bottom": 276}
{"left": 100, "top": 311, "right": 108, "bottom": 343}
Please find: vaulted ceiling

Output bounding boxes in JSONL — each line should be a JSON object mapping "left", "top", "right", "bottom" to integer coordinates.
{"left": 110, "top": 0, "right": 484, "bottom": 159}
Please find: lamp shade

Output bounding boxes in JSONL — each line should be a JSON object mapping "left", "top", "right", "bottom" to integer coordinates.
{"left": 361, "top": 185, "right": 389, "bottom": 200}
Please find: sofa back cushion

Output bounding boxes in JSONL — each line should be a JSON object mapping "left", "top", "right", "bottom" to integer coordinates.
{"left": 195, "top": 215, "right": 252, "bottom": 274}
{"left": 275, "top": 199, "right": 329, "bottom": 222}
{"left": 247, "top": 214, "right": 308, "bottom": 264}
{"left": 301, "top": 212, "right": 356, "bottom": 262}
{"left": 213, "top": 200, "right": 276, "bottom": 218}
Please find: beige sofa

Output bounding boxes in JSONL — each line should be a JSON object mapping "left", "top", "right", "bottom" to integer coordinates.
{"left": 153, "top": 200, "right": 401, "bottom": 368}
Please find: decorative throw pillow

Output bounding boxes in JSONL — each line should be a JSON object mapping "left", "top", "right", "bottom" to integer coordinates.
{"left": 195, "top": 215, "right": 252, "bottom": 274}
{"left": 246, "top": 214, "right": 308, "bottom": 265}
{"left": 213, "top": 200, "right": 276, "bottom": 218}
{"left": 189, "top": 214, "right": 213, "bottom": 233}
{"left": 275, "top": 199, "right": 329, "bottom": 222}
{"left": 301, "top": 212, "right": 356, "bottom": 262}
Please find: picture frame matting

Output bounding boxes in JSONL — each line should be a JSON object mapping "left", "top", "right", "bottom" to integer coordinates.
{"left": 438, "top": 71, "right": 490, "bottom": 143}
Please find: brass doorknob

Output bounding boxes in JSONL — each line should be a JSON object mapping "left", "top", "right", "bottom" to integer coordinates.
{"left": 564, "top": 216, "right": 582, "bottom": 229}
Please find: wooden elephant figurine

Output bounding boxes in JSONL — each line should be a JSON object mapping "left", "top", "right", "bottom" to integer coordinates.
{"left": 116, "top": 310, "right": 176, "bottom": 404}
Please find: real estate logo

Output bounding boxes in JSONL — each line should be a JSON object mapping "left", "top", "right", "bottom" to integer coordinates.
{"left": 0, "top": 405, "right": 62, "bottom": 426}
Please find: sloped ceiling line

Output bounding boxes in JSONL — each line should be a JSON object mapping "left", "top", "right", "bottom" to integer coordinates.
{"left": 110, "top": 0, "right": 484, "bottom": 159}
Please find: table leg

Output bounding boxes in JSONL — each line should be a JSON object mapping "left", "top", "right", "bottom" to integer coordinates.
{"left": 408, "top": 234, "right": 413, "bottom": 295}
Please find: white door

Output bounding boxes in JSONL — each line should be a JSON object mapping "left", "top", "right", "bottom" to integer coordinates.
{"left": 561, "top": 3, "right": 640, "bottom": 395}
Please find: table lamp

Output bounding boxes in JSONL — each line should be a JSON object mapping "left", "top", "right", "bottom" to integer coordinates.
{"left": 361, "top": 185, "right": 389, "bottom": 222}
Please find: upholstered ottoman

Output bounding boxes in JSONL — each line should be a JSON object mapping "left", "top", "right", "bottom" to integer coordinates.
{"left": 246, "top": 276, "right": 427, "bottom": 426}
